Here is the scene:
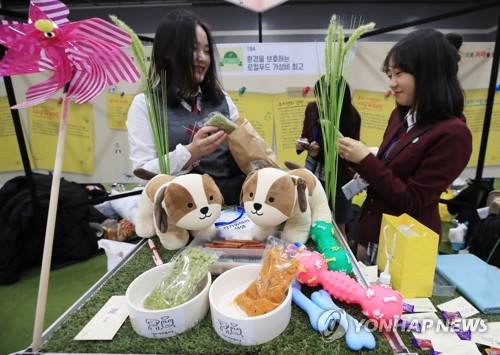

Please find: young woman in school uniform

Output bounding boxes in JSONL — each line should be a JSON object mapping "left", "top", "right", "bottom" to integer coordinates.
{"left": 127, "top": 9, "right": 245, "bottom": 205}
{"left": 338, "top": 29, "right": 472, "bottom": 263}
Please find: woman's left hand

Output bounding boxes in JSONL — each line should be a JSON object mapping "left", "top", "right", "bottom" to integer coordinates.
{"left": 338, "top": 137, "right": 371, "bottom": 164}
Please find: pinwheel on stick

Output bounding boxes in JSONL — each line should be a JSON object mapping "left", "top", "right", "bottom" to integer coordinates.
{"left": 0, "top": 0, "right": 140, "bottom": 351}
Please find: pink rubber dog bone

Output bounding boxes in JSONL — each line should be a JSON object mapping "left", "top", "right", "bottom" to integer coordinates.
{"left": 294, "top": 247, "right": 403, "bottom": 329}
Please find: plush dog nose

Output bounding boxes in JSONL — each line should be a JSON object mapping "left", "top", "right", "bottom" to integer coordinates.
{"left": 253, "top": 203, "right": 262, "bottom": 211}
{"left": 200, "top": 206, "right": 209, "bottom": 215}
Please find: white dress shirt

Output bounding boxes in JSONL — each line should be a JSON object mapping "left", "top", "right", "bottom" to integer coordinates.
{"left": 126, "top": 90, "right": 239, "bottom": 185}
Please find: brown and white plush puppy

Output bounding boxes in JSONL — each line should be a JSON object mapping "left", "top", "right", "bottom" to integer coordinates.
{"left": 135, "top": 173, "right": 223, "bottom": 250}
{"left": 240, "top": 167, "right": 331, "bottom": 244}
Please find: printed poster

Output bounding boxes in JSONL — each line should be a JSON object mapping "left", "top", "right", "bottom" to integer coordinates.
{"left": 228, "top": 91, "right": 274, "bottom": 147}
{"left": 29, "top": 100, "right": 94, "bottom": 174}
{"left": 463, "top": 89, "right": 500, "bottom": 167}
{"left": 273, "top": 93, "right": 315, "bottom": 167}
{"left": 352, "top": 90, "right": 396, "bottom": 148}
{"left": 0, "top": 97, "right": 34, "bottom": 172}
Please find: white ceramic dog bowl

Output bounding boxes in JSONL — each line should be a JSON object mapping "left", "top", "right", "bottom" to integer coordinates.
{"left": 209, "top": 264, "right": 292, "bottom": 346}
{"left": 126, "top": 263, "right": 211, "bottom": 338}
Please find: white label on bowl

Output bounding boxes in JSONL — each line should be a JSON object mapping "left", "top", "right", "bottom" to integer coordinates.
{"left": 140, "top": 309, "right": 186, "bottom": 338}
{"left": 214, "top": 316, "right": 253, "bottom": 345}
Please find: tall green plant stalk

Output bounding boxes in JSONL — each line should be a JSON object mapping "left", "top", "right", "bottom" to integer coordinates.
{"left": 318, "top": 15, "right": 375, "bottom": 213}
{"left": 110, "top": 15, "right": 170, "bottom": 174}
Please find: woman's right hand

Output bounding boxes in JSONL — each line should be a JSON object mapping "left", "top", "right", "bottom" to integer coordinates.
{"left": 186, "top": 126, "right": 227, "bottom": 162}
{"left": 338, "top": 137, "right": 371, "bottom": 164}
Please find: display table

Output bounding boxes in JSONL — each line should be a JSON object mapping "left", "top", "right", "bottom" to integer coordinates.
{"left": 24, "top": 232, "right": 498, "bottom": 355}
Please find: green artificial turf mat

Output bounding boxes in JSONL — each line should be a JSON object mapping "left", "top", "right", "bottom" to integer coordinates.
{"left": 10, "top": 235, "right": 499, "bottom": 354}
{"left": 39, "top": 238, "right": 399, "bottom": 354}
{"left": 0, "top": 253, "right": 108, "bottom": 354}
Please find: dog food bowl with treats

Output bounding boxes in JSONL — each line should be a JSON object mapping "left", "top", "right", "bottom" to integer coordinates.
{"left": 126, "top": 263, "right": 211, "bottom": 338}
{"left": 209, "top": 264, "right": 292, "bottom": 346}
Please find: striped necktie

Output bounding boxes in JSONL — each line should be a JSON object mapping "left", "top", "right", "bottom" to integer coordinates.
{"left": 191, "top": 102, "right": 199, "bottom": 114}
{"left": 189, "top": 95, "right": 199, "bottom": 114}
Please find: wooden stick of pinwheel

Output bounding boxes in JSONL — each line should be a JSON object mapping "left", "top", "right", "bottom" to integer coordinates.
{"left": 0, "top": 1, "right": 140, "bottom": 351}
{"left": 32, "top": 83, "right": 70, "bottom": 351}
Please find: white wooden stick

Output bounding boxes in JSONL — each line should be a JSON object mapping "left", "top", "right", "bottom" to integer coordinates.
{"left": 32, "top": 94, "right": 70, "bottom": 352}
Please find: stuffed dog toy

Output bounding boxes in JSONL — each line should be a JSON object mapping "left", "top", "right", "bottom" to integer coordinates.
{"left": 135, "top": 173, "right": 223, "bottom": 250}
{"left": 240, "top": 167, "right": 331, "bottom": 244}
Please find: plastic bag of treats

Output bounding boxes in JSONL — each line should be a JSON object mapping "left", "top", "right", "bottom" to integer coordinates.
{"left": 143, "top": 247, "right": 220, "bottom": 310}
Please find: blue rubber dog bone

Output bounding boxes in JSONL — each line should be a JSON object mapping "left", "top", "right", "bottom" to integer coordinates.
{"left": 291, "top": 282, "right": 324, "bottom": 332}
{"left": 345, "top": 310, "right": 376, "bottom": 351}
{"left": 312, "top": 290, "right": 347, "bottom": 329}
{"left": 291, "top": 278, "right": 302, "bottom": 291}
{"left": 312, "top": 289, "right": 340, "bottom": 310}
{"left": 311, "top": 289, "right": 376, "bottom": 351}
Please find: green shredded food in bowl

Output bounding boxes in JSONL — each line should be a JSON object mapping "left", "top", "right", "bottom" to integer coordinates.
{"left": 143, "top": 248, "right": 218, "bottom": 310}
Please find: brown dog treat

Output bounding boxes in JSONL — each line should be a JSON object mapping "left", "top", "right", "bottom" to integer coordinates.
{"left": 229, "top": 239, "right": 261, "bottom": 244}
{"left": 243, "top": 244, "right": 266, "bottom": 249}
{"left": 204, "top": 240, "right": 266, "bottom": 249}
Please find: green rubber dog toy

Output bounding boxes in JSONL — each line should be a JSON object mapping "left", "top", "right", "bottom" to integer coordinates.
{"left": 310, "top": 220, "right": 352, "bottom": 274}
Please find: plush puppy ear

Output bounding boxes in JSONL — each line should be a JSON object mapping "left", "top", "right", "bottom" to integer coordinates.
{"left": 292, "top": 177, "right": 308, "bottom": 212}
{"left": 240, "top": 170, "right": 257, "bottom": 205}
{"left": 133, "top": 167, "right": 157, "bottom": 181}
{"left": 154, "top": 185, "right": 169, "bottom": 233}
{"left": 203, "top": 173, "right": 224, "bottom": 205}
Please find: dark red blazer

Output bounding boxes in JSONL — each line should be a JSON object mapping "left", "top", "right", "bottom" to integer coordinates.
{"left": 354, "top": 109, "right": 472, "bottom": 244}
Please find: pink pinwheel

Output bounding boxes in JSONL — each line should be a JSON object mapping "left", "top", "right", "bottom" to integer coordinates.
{"left": 0, "top": 1, "right": 141, "bottom": 352}
{"left": 0, "top": 0, "right": 140, "bottom": 108}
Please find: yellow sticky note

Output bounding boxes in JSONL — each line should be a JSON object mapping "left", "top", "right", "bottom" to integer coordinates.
{"left": 107, "top": 93, "right": 134, "bottom": 130}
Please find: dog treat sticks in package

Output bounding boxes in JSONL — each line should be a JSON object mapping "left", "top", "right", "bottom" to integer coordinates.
{"left": 143, "top": 247, "right": 219, "bottom": 310}
{"left": 235, "top": 237, "right": 299, "bottom": 316}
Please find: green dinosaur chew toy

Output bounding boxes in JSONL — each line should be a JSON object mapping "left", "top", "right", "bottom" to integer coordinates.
{"left": 204, "top": 113, "right": 238, "bottom": 134}
{"left": 310, "top": 220, "right": 352, "bottom": 274}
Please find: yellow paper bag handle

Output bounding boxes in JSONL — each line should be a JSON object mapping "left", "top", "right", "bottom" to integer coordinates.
{"left": 382, "top": 225, "right": 397, "bottom": 260}
{"left": 380, "top": 225, "right": 397, "bottom": 285}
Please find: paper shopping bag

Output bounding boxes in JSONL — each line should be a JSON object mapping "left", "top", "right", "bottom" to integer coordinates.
{"left": 376, "top": 213, "right": 439, "bottom": 298}
{"left": 226, "top": 116, "right": 280, "bottom": 174}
